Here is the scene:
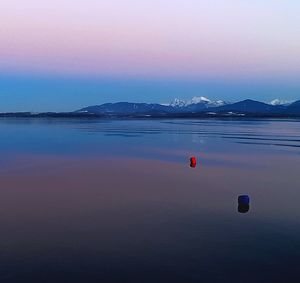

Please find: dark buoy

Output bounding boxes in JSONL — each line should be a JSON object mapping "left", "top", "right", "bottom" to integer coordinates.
{"left": 238, "top": 195, "right": 250, "bottom": 213}
{"left": 238, "top": 195, "right": 250, "bottom": 205}
{"left": 190, "top": 156, "right": 197, "bottom": 168}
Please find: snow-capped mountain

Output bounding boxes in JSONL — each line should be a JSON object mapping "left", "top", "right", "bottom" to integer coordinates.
{"left": 169, "top": 98, "right": 187, "bottom": 108}
{"left": 187, "top": 96, "right": 211, "bottom": 105}
{"left": 269, "top": 99, "right": 293, "bottom": 106}
{"left": 169, "top": 96, "right": 228, "bottom": 108}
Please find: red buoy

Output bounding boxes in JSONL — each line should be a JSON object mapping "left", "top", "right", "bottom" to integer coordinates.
{"left": 190, "top": 156, "right": 197, "bottom": 168}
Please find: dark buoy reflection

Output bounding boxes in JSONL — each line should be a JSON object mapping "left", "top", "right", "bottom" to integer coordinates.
{"left": 238, "top": 204, "right": 250, "bottom": 213}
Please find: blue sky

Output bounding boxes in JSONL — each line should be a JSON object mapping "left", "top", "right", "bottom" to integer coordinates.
{"left": 0, "top": 0, "right": 300, "bottom": 111}
{"left": 1, "top": 74, "right": 299, "bottom": 112}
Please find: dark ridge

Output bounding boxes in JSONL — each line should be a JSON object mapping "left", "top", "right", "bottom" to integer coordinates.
{"left": 1, "top": 99, "right": 300, "bottom": 118}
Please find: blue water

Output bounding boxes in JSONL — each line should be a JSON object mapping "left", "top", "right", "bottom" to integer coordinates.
{"left": 1, "top": 118, "right": 299, "bottom": 159}
{"left": 0, "top": 118, "right": 300, "bottom": 282}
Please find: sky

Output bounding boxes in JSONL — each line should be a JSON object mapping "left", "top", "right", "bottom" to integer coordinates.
{"left": 0, "top": 0, "right": 300, "bottom": 111}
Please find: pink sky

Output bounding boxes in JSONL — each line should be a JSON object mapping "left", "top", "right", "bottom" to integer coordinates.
{"left": 1, "top": 0, "right": 300, "bottom": 80}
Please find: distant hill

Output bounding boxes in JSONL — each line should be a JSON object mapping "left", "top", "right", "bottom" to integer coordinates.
{"left": 77, "top": 102, "right": 174, "bottom": 114}
{"left": 285, "top": 100, "right": 300, "bottom": 114}
{"left": 208, "top": 99, "right": 276, "bottom": 114}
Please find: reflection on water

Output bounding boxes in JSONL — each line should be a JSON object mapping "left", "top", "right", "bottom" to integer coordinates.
{"left": 238, "top": 204, "right": 250, "bottom": 213}
{"left": 0, "top": 118, "right": 300, "bottom": 282}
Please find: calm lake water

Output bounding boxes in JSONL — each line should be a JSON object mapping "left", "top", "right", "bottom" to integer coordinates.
{"left": 0, "top": 118, "right": 300, "bottom": 283}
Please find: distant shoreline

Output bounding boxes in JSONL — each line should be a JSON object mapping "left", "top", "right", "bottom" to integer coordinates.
{"left": 0, "top": 112, "right": 300, "bottom": 119}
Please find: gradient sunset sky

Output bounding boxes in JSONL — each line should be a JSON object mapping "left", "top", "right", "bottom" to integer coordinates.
{"left": 1, "top": 0, "right": 300, "bottom": 111}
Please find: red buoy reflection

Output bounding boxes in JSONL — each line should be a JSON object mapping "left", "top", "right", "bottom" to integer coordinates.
{"left": 190, "top": 156, "right": 197, "bottom": 168}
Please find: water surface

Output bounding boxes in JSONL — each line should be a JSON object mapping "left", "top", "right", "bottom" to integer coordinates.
{"left": 1, "top": 118, "right": 300, "bottom": 282}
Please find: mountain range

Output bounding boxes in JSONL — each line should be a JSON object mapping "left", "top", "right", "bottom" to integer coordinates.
{"left": 0, "top": 97, "right": 299, "bottom": 118}
{"left": 75, "top": 97, "right": 300, "bottom": 117}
